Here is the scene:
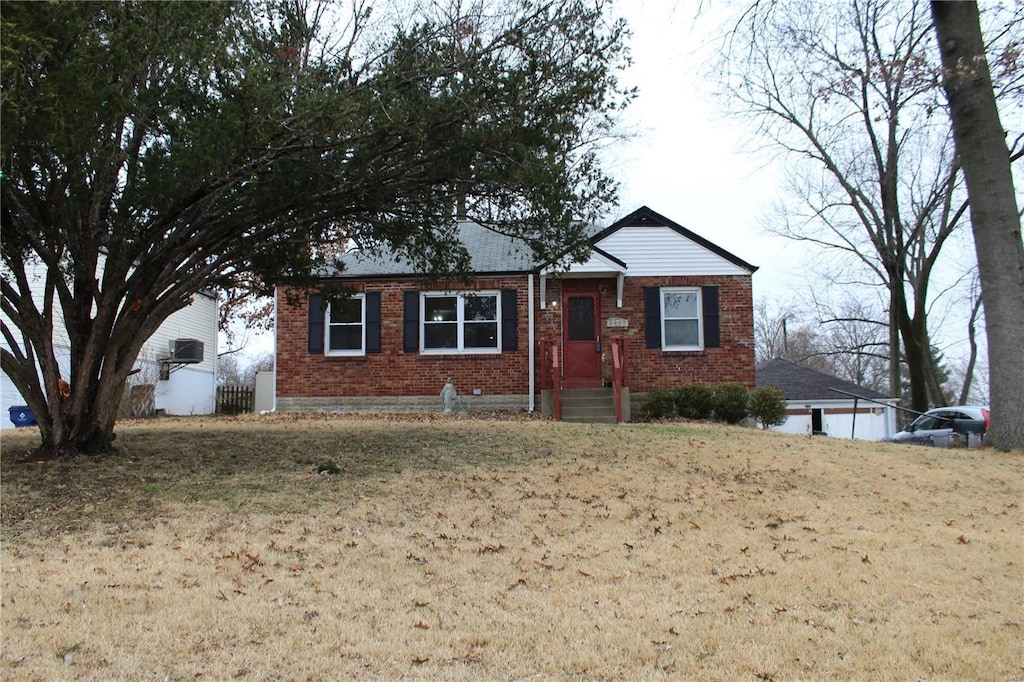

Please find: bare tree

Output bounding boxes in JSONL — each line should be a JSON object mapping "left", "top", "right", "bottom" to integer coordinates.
{"left": 243, "top": 353, "right": 275, "bottom": 387}
{"left": 717, "top": 0, "right": 1021, "bottom": 413}
{"left": 755, "top": 294, "right": 890, "bottom": 393}
{"left": 955, "top": 288, "right": 984, "bottom": 407}
{"left": 932, "top": 1, "right": 1024, "bottom": 451}
{"left": 816, "top": 298, "right": 891, "bottom": 393}
{"left": 216, "top": 353, "right": 245, "bottom": 388}
{"left": 753, "top": 298, "right": 799, "bottom": 364}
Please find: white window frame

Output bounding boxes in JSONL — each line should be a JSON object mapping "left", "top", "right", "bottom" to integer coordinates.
{"left": 660, "top": 287, "right": 703, "bottom": 351}
{"left": 325, "top": 294, "right": 366, "bottom": 356}
{"left": 421, "top": 291, "right": 501, "bottom": 354}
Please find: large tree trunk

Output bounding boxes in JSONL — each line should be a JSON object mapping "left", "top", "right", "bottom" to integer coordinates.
{"left": 3, "top": 273, "right": 151, "bottom": 459}
{"left": 932, "top": 2, "right": 1024, "bottom": 451}
{"left": 898, "top": 309, "right": 932, "bottom": 414}
{"left": 17, "top": 347, "right": 128, "bottom": 459}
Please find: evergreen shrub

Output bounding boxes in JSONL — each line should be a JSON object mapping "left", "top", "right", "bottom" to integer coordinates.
{"left": 713, "top": 382, "right": 750, "bottom": 424}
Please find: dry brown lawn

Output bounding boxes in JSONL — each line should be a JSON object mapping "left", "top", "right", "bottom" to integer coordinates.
{"left": 1, "top": 414, "right": 1021, "bottom": 681}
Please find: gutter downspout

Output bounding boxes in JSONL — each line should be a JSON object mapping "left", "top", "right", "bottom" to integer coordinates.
{"left": 528, "top": 273, "right": 535, "bottom": 412}
{"left": 272, "top": 287, "right": 278, "bottom": 413}
{"left": 212, "top": 292, "right": 220, "bottom": 404}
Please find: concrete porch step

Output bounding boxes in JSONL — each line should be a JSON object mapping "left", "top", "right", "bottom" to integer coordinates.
{"left": 540, "top": 387, "right": 631, "bottom": 423}
{"left": 559, "top": 388, "right": 618, "bottom": 424}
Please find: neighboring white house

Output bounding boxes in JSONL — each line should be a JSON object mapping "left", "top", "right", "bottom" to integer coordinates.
{"left": 756, "top": 358, "right": 899, "bottom": 440}
{"left": 1, "top": 261, "right": 218, "bottom": 429}
{"left": 130, "top": 291, "right": 219, "bottom": 417}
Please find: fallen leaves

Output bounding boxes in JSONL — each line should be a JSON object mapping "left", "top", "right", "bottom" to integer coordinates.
{"left": 2, "top": 417, "right": 1020, "bottom": 679}
{"left": 717, "top": 565, "right": 777, "bottom": 583}
{"left": 477, "top": 543, "right": 507, "bottom": 554}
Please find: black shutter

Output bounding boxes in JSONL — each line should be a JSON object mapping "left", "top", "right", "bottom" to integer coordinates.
{"left": 365, "top": 292, "right": 381, "bottom": 353}
{"left": 403, "top": 291, "right": 420, "bottom": 352}
{"left": 308, "top": 294, "right": 324, "bottom": 353}
{"left": 702, "top": 285, "right": 720, "bottom": 348}
{"left": 500, "top": 289, "right": 518, "bottom": 351}
{"left": 644, "top": 286, "right": 661, "bottom": 349}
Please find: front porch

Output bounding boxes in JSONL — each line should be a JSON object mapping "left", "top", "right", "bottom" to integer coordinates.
{"left": 539, "top": 387, "right": 632, "bottom": 423}
{"left": 538, "top": 336, "right": 631, "bottom": 423}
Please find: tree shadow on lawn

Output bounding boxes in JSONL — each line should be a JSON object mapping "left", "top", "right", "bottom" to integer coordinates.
{"left": 0, "top": 414, "right": 584, "bottom": 539}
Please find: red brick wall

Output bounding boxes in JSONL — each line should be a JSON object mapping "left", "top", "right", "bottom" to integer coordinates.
{"left": 277, "top": 274, "right": 754, "bottom": 400}
{"left": 614, "top": 275, "right": 754, "bottom": 390}
{"left": 533, "top": 275, "right": 754, "bottom": 391}
{"left": 277, "top": 277, "right": 531, "bottom": 399}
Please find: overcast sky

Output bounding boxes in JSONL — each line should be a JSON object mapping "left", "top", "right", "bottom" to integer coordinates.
{"left": 610, "top": 1, "right": 802, "bottom": 300}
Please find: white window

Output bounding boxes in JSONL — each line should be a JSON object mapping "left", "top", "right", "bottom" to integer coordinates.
{"left": 422, "top": 292, "right": 499, "bottom": 353}
{"left": 326, "top": 295, "right": 365, "bottom": 355}
{"left": 661, "top": 287, "right": 702, "bottom": 351}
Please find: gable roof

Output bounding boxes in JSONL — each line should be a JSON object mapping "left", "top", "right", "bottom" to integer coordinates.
{"left": 756, "top": 358, "right": 895, "bottom": 401}
{"left": 324, "top": 206, "right": 756, "bottom": 278}
{"left": 591, "top": 206, "right": 759, "bottom": 274}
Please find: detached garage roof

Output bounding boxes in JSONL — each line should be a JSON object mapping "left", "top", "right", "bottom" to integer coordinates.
{"left": 756, "top": 358, "right": 895, "bottom": 402}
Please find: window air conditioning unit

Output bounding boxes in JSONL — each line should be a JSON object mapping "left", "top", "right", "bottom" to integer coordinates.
{"left": 169, "top": 338, "right": 204, "bottom": 364}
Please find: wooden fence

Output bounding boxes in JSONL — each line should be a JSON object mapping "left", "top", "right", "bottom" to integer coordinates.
{"left": 217, "top": 385, "right": 255, "bottom": 415}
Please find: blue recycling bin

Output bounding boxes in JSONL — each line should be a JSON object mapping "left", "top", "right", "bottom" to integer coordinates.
{"left": 8, "top": 405, "right": 37, "bottom": 427}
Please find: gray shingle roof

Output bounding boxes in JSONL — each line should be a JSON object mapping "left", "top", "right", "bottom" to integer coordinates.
{"left": 327, "top": 221, "right": 542, "bottom": 277}
{"left": 756, "top": 358, "right": 894, "bottom": 401}
{"left": 322, "top": 205, "right": 755, "bottom": 278}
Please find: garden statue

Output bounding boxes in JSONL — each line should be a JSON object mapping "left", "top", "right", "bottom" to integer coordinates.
{"left": 440, "top": 378, "right": 457, "bottom": 413}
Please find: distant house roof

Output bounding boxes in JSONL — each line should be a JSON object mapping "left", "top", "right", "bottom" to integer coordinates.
{"left": 756, "top": 358, "right": 895, "bottom": 402}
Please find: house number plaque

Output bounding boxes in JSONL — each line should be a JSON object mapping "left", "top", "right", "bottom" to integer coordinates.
{"left": 606, "top": 317, "right": 628, "bottom": 328}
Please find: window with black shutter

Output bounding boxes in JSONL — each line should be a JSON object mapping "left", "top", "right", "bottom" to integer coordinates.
{"left": 643, "top": 285, "right": 721, "bottom": 350}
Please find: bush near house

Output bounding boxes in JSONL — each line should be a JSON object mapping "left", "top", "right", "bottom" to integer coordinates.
{"left": 749, "top": 385, "right": 787, "bottom": 429}
{"left": 712, "top": 382, "right": 750, "bottom": 425}
{"left": 639, "top": 388, "right": 677, "bottom": 419}
{"left": 674, "top": 383, "right": 715, "bottom": 420}
{"left": 641, "top": 382, "right": 749, "bottom": 424}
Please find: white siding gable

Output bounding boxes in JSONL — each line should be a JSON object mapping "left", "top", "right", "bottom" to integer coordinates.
{"left": 542, "top": 249, "right": 626, "bottom": 276}
{"left": 595, "top": 225, "right": 750, "bottom": 277}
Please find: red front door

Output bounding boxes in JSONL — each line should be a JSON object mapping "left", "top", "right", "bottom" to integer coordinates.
{"left": 562, "top": 292, "right": 602, "bottom": 389}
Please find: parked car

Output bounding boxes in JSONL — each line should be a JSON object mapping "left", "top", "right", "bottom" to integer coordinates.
{"left": 890, "top": 405, "right": 990, "bottom": 448}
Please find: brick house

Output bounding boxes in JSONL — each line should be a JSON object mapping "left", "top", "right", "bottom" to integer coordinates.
{"left": 275, "top": 206, "right": 757, "bottom": 420}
